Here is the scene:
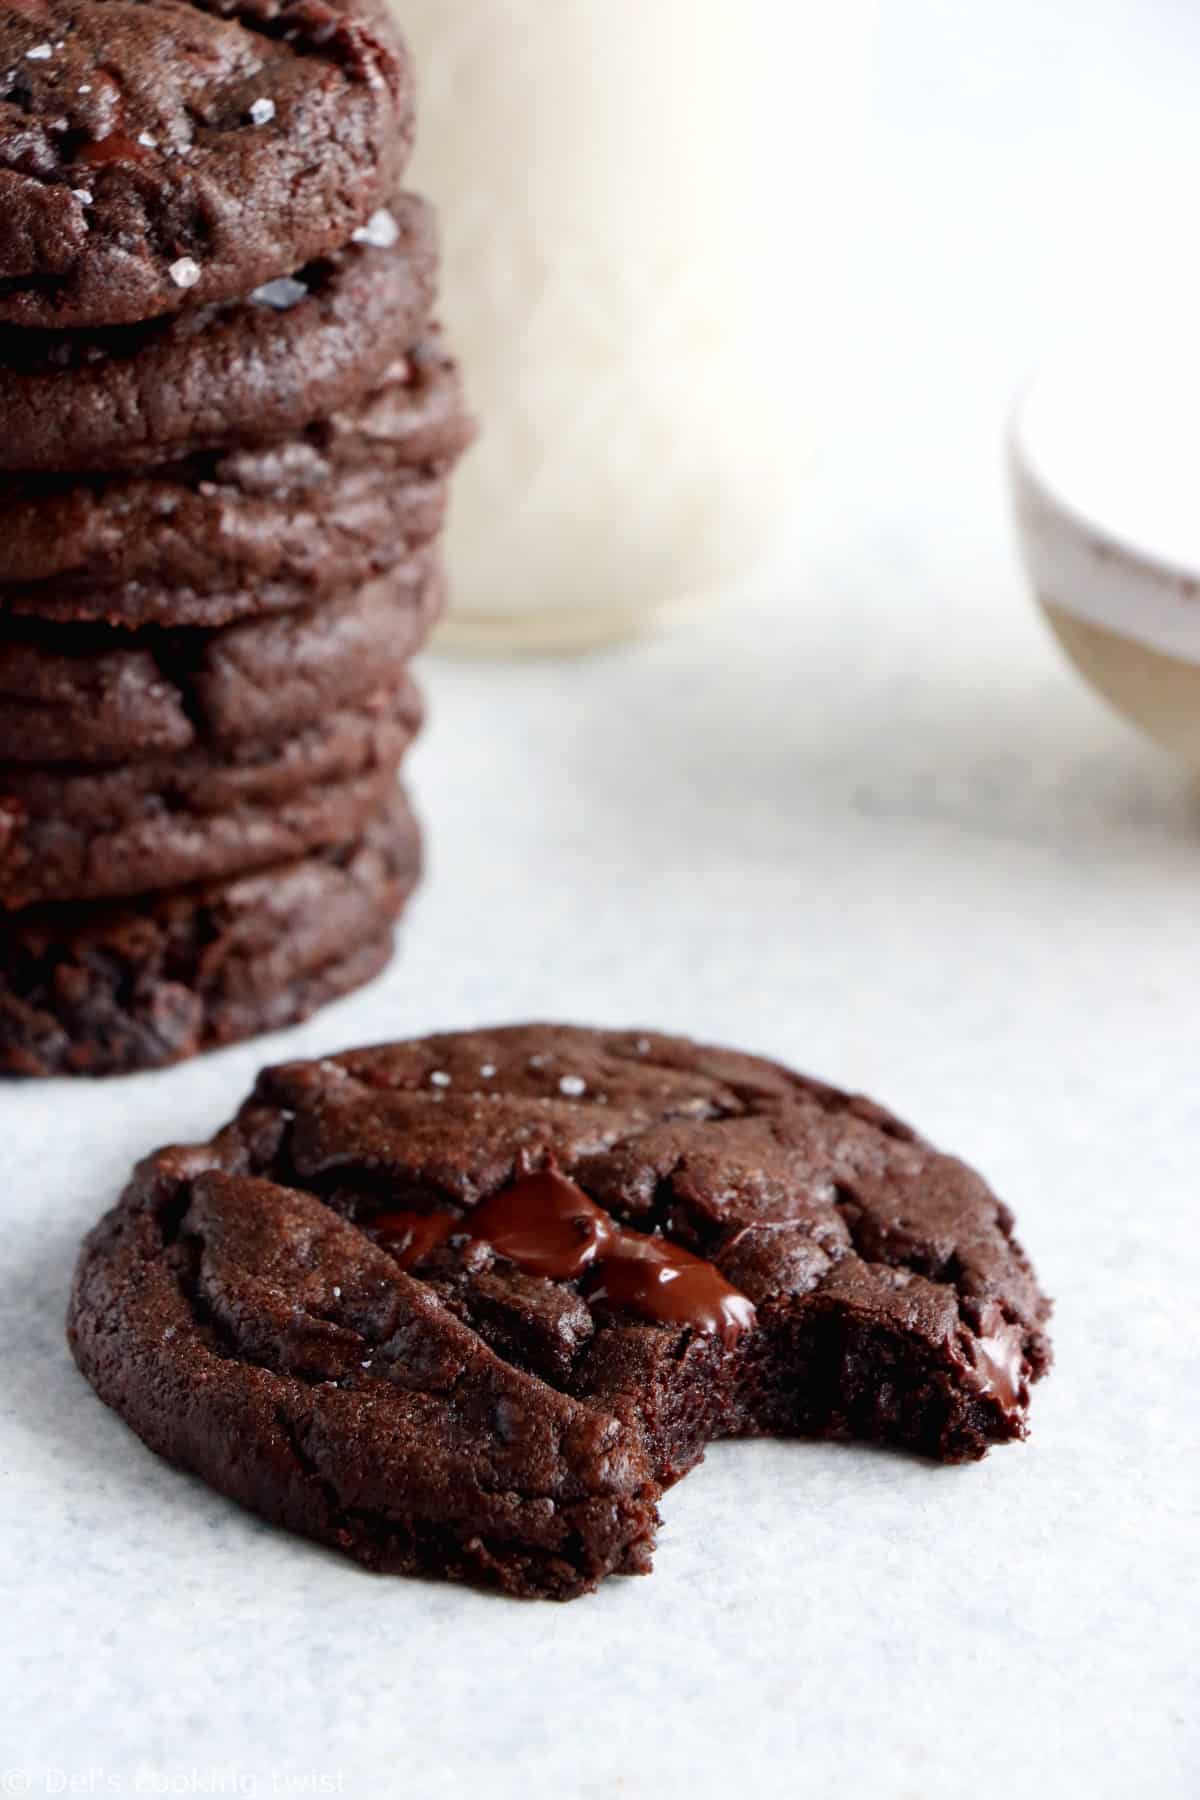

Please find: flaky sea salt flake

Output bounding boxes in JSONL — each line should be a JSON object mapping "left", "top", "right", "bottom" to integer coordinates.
{"left": 429, "top": 1070, "right": 452, "bottom": 1089}
{"left": 249, "top": 275, "right": 308, "bottom": 311}
{"left": 559, "top": 1075, "right": 587, "bottom": 1098}
{"left": 168, "top": 256, "right": 202, "bottom": 289}
{"left": 26, "top": 43, "right": 52, "bottom": 60}
{"left": 352, "top": 207, "right": 399, "bottom": 250}
{"left": 249, "top": 97, "right": 276, "bottom": 125}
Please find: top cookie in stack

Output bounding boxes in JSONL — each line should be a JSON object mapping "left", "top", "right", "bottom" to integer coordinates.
{"left": 0, "top": 0, "right": 473, "bottom": 1078}
{"left": 0, "top": 0, "right": 414, "bottom": 327}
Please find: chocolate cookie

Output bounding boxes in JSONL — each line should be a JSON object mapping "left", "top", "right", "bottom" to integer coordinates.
{"left": 0, "top": 191, "right": 437, "bottom": 473}
{"left": 0, "top": 795, "right": 420, "bottom": 1076}
{"left": 0, "top": 553, "right": 441, "bottom": 765}
{"left": 67, "top": 1026, "right": 1052, "bottom": 1599}
{"left": 0, "top": 0, "right": 414, "bottom": 328}
{"left": 0, "top": 679, "right": 418, "bottom": 906}
{"left": 0, "top": 336, "right": 471, "bottom": 628}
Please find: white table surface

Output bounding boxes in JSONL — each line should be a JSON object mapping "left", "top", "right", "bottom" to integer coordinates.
{"left": 3, "top": 5, "right": 1198, "bottom": 1797}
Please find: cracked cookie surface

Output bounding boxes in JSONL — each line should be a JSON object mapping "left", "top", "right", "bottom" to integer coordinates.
{"left": 0, "top": 0, "right": 414, "bottom": 327}
{"left": 68, "top": 1025, "right": 1052, "bottom": 1598}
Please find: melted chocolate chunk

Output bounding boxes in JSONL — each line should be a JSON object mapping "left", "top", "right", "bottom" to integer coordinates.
{"left": 470, "top": 1170, "right": 615, "bottom": 1280}
{"left": 374, "top": 1168, "right": 758, "bottom": 1346}
{"left": 372, "top": 1209, "right": 456, "bottom": 1271}
{"left": 967, "top": 1306, "right": 1029, "bottom": 1415}
{"left": 587, "top": 1232, "right": 758, "bottom": 1348}
{"left": 75, "top": 133, "right": 152, "bottom": 167}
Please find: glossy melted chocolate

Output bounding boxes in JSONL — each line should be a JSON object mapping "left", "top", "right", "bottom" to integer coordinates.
{"left": 968, "top": 1305, "right": 1028, "bottom": 1414}
{"left": 373, "top": 1168, "right": 757, "bottom": 1347}
{"left": 76, "top": 134, "right": 154, "bottom": 167}
{"left": 471, "top": 1169, "right": 612, "bottom": 1280}
{"left": 373, "top": 1209, "right": 456, "bottom": 1269}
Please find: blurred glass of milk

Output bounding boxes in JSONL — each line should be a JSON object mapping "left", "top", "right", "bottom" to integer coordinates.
{"left": 396, "top": 1, "right": 874, "bottom": 651}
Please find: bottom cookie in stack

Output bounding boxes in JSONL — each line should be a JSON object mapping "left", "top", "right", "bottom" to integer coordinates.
{"left": 0, "top": 795, "right": 420, "bottom": 1079}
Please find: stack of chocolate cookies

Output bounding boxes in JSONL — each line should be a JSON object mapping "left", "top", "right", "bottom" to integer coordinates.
{"left": 0, "top": 0, "right": 471, "bottom": 1076}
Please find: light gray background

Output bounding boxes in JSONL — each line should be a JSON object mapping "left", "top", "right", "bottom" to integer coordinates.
{"left": 2, "top": 4, "right": 1197, "bottom": 1796}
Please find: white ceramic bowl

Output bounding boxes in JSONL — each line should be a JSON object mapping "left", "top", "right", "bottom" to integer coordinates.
{"left": 1012, "top": 311, "right": 1200, "bottom": 771}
